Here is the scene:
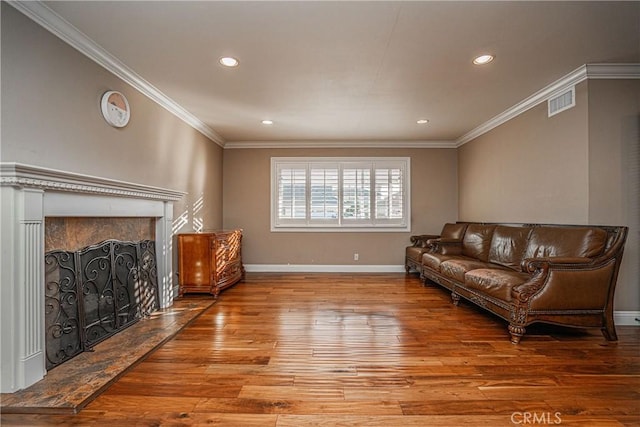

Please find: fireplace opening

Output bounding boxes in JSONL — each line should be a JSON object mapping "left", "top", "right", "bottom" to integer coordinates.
{"left": 43, "top": 217, "right": 159, "bottom": 370}
{"left": 44, "top": 239, "right": 159, "bottom": 370}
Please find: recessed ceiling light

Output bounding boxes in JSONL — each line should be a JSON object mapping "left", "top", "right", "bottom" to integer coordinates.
{"left": 473, "top": 54, "right": 494, "bottom": 65}
{"left": 261, "top": 120, "right": 274, "bottom": 125}
{"left": 416, "top": 119, "right": 429, "bottom": 124}
{"left": 219, "top": 56, "right": 239, "bottom": 67}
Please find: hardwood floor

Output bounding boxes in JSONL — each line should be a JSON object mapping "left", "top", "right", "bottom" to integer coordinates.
{"left": 2, "top": 273, "right": 639, "bottom": 426}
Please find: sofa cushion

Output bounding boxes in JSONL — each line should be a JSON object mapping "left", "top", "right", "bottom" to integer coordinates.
{"left": 488, "top": 226, "right": 533, "bottom": 271}
{"left": 461, "top": 224, "right": 496, "bottom": 262}
{"left": 465, "top": 269, "right": 530, "bottom": 302}
{"left": 441, "top": 222, "right": 468, "bottom": 239}
{"left": 421, "top": 252, "right": 458, "bottom": 271}
{"left": 524, "top": 226, "right": 608, "bottom": 259}
{"left": 440, "top": 258, "right": 498, "bottom": 282}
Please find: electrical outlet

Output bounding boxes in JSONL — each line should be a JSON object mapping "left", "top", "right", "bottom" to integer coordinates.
{"left": 354, "top": 253, "right": 359, "bottom": 261}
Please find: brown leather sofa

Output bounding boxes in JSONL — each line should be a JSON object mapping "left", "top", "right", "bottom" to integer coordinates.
{"left": 407, "top": 222, "right": 628, "bottom": 344}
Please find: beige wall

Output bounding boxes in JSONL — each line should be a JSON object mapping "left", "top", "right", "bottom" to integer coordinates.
{"left": 458, "top": 82, "right": 590, "bottom": 223}
{"left": 223, "top": 148, "right": 458, "bottom": 266}
{"left": 1, "top": 4, "right": 223, "bottom": 234}
{"left": 459, "top": 79, "right": 639, "bottom": 312}
{"left": 587, "top": 79, "right": 640, "bottom": 311}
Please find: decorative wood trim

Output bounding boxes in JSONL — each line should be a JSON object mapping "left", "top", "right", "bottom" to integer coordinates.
{"left": 8, "top": 1, "right": 225, "bottom": 147}
{"left": 585, "top": 63, "right": 640, "bottom": 79}
{"left": 156, "top": 202, "right": 175, "bottom": 309}
{"left": 22, "top": 220, "right": 44, "bottom": 358}
{"left": 456, "top": 64, "right": 640, "bottom": 147}
{"left": 0, "top": 163, "right": 186, "bottom": 202}
{"left": 225, "top": 140, "right": 457, "bottom": 149}
{"left": 1, "top": 188, "right": 47, "bottom": 393}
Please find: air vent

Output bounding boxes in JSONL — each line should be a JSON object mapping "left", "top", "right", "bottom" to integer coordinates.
{"left": 548, "top": 86, "right": 575, "bottom": 117}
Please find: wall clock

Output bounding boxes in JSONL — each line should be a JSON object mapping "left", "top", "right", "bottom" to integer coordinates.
{"left": 100, "top": 90, "right": 130, "bottom": 128}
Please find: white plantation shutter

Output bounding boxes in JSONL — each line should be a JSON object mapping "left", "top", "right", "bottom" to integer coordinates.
{"left": 342, "top": 166, "right": 371, "bottom": 221}
{"left": 310, "top": 166, "right": 339, "bottom": 222}
{"left": 271, "top": 157, "right": 409, "bottom": 231}
{"left": 276, "top": 165, "right": 307, "bottom": 225}
{"left": 375, "top": 167, "right": 403, "bottom": 220}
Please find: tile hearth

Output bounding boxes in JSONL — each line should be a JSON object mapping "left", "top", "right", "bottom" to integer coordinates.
{"left": 1, "top": 297, "right": 215, "bottom": 415}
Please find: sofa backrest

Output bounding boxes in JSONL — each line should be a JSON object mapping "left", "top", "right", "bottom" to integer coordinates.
{"left": 462, "top": 224, "right": 496, "bottom": 262}
{"left": 524, "top": 226, "right": 608, "bottom": 259}
{"left": 488, "top": 225, "right": 533, "bottom": 270}
{"left": 441, "top": 223, "right": 468, "bottom": 239}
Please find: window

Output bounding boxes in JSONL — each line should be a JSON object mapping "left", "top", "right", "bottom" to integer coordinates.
{"left": 271, "top": 157, "right": 410, "bottom": 231}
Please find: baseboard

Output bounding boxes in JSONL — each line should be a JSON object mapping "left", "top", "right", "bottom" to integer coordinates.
{"left": 614, "top": 311, "right": 640, "bottom": 326}
{"left": 244, "top": 264, "right": 405, "bottom": 273}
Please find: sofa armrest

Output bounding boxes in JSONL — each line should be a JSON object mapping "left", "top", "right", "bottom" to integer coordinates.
{"left": 427, "top": 238, "right": 462, "bottom": 255}
{"left": 513, "top": 256, "right": 604, "bottom": 304}
{"left": 410, "top": 234, "right": 440, "bottom": 248}
{"left": 520, "top": 257, "right": 593, "bottom": 273}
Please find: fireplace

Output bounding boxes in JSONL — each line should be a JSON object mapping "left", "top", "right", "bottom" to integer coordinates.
{"left": 0, "top": 163, "right": 185, "bottom": 393}
{"left": 45, "top": 238, "right": 159, "bottom": 370}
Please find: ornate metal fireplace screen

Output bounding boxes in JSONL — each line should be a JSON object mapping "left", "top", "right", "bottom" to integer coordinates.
{"left": 44, "top": 240, "right": 159, "bottom": 370}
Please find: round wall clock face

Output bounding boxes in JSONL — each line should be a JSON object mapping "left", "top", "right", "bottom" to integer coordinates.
{"left": 100, "top": 91, "right": 130, "bottom": 128}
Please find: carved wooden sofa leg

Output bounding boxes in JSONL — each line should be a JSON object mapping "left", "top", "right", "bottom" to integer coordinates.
{"left": 602, "top": 312, "right": 618, "bottom": 341}
{"left": 451, "top": 292, "right": 460, "bottom": 306}
{"left": 419, "top": 272, "right": 428, "bottom": 285}
{"left": 508, "top": 324, "right": 526, "bottom": 344}
{"left": 404, "top": 258, "right": 412, "bottom": 274}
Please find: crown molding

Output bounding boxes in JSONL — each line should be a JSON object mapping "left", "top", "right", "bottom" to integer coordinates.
{"left": 456, "top": 63, "right": 640, "bottom": 147}
{"left": 585, "top": 63, "right": 640, "bottom": 79}
{"left": 8, "top": 1, "right": 226, "bottom": 148}
{"left": 224, "top": 140, "right": 457, "bottom": 149}
{"left": 0, "top": 163, "right": 186, "bottom": 201}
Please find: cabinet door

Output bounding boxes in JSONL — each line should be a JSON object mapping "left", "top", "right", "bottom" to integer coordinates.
{"left": 213, "top": 231, "right": 243, "bottom": 292}
{"left": 178, "top": 234, "right": 212, "bottom": 293}
{"left": 213, "top": 233, "right": 231, "bottom": 281}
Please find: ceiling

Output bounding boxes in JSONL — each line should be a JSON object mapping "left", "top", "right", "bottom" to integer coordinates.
{"left": 36, "top": 1, "right": 640, "bottom": 145}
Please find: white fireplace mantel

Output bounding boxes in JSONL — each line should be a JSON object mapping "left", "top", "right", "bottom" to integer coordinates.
{"left": 0, "top": 163, "right": 186, "bottom": 393}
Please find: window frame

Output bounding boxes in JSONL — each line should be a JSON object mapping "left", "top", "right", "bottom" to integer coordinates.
{"left": 271, "top": 157, "right": 411, "bottom": 232}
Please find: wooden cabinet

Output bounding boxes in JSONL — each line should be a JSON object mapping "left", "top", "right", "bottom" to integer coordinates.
{"left": 177, "top": 229, "right": 244, "bottom": 297}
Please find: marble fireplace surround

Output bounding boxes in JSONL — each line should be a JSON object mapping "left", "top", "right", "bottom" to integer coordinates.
{"left": 0, "top": 163, "right": 186, "bottom": 393}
